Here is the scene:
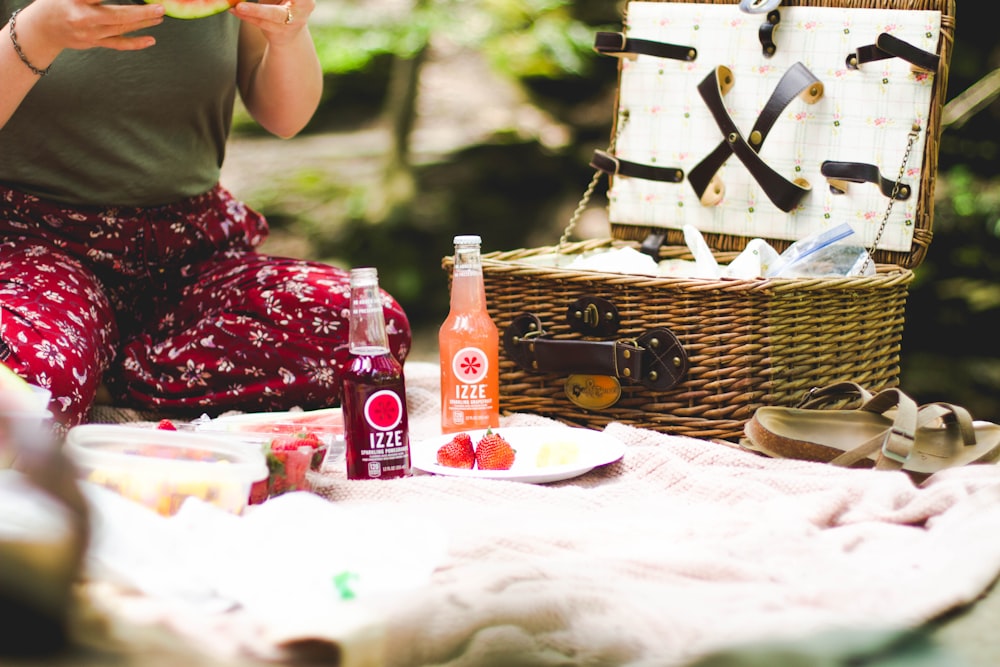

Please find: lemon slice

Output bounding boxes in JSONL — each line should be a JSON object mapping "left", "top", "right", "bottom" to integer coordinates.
{"left": 536, "top": 441, "right": 580, "bottom": 467}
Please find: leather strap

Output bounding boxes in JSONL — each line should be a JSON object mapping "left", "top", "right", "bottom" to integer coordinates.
{"left": 591, "top": 149, "right": 684, "bottom": 184}
{"left": 918, "top": 403, "right": 977, "bottom": 446}
{"left": 847, "top": 33, "right": 940, "bottom": 73}
{"left": 758, "top": 10, "right": 780, "bottom": 58}
{"left": 688, "top": 63, "right": 821, "bottom": 212}
{"left": 593, "top": 31, "right": 697, "bottom": 62}
{"left": 820, "top": 161, "right": 912, "bottom": 201}
{"left": 519, "top": 337, "right": 645, "bottom": 380}
{"left": 796, "top": 381, "right": 873, "bottom": 409}
{"left": 640, "top": 231, "right": 668, "bottom": 260}
{"left": 503, "top": 314, "right": 688, "bottom": 391}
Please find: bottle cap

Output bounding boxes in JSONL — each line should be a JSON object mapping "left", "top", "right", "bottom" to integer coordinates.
{"left": 453, "top": 235, "right": 482, "bottom": 246}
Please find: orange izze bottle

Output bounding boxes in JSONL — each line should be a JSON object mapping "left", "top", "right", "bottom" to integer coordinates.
{"left": 439, "top": 235, "right": 499, "bottom": 433}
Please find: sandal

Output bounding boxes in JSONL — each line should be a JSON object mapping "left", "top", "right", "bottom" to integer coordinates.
{"left": 743, "top": 384, "right": 1000, "bottom": 479}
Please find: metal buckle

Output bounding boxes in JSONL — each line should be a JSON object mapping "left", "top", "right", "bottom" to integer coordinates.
{"left": 880, "top": 427, "right": 914, "bottom": 464}
{"left": 797, "top": 386, "right": 821, "bottom": 407}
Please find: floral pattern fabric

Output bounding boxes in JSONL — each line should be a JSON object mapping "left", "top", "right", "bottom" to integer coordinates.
{"left": 0, "top": 184, "right": 411, "bottom": 427}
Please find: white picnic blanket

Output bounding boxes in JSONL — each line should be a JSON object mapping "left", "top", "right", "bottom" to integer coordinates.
{"left": 81, "top": 362, "right": 1000, "bottom": 666}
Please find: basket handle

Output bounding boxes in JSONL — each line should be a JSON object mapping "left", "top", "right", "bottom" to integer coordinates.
{"left": 503, "top": 314, "right": 688, "bottom": 391}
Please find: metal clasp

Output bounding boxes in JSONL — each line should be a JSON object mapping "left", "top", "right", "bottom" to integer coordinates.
{"left": 881, "top": 426, "right": 914, "bottom": 464}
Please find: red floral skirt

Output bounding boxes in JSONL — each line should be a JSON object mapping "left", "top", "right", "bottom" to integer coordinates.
{"left": 0, "top": 184, "right": 411, "bottom": 427}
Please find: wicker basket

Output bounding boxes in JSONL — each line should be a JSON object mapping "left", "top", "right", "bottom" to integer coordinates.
{"left": 473, "top": 243, "right": 909, "bottom": 440}
{"left": 446, "top": 0, "right": 954, "bottom": 441}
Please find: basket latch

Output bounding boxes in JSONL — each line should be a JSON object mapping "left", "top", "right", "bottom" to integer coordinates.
{"left": 503, "top": 313, "right": 688, "bottom": 392}
{"left": 566, "top": 297, "right": 620, "bottom": 337}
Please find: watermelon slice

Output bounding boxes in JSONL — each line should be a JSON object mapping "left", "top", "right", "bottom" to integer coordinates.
{"left": 203, "top": 407, "right": 344, "bottom": 436}
{"left": 151, "top": 0, "right": 241, "bottom": 20}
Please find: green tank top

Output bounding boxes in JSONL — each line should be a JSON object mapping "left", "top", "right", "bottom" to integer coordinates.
{"left": 0, "top": 0, "right": 239, "bottom": 207}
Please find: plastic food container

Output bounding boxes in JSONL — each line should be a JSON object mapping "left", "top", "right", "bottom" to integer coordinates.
{"left": 198, "top": 407, "right": 346, "bottom": 469}
{"left": 64, "top": 425, "right": 268, "bottom": 517}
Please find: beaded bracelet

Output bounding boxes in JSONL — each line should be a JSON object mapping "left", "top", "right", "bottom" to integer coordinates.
{"left": 9, "top": 8, "right": 50, "bottom": 77}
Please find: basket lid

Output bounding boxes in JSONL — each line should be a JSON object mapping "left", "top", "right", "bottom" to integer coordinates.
{"left": 597, "top": 0, "right": 955, "bottom": 269}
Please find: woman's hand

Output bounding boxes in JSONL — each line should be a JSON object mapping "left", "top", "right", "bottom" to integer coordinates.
{"left": 230, "top": 0, "right": 314, "bottom": 44}
{"left": 19, "top": 0, "right": 165, "bottom": 57}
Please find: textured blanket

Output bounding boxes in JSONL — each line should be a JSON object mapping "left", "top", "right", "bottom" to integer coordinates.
{"left": 83, "top": 362, "right": 1000, "bottom": 666}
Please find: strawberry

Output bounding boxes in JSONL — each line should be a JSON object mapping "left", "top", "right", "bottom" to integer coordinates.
{"left": 268, "top": 430, "right": 327, "bottom": 470}
{"left": 475, "top": 429, "right": 516, "bottom": 470}
{"left": 248, "top": 479, "right": 269, "bottom": 505}
{"left": 157, "top": 419, "right": 177, "bottom": 431}
{"left": 436, "top": 432, "right": 475, "bottom": 469}
{"left": 270, "top": 430, "right": 321, "bottom": 451}
{"left": 264, "top": 431, "right": 318, "bottom": 497}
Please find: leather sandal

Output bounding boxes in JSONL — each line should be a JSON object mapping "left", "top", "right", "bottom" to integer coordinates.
{"left": 743, "top": 385, "right": 1000, "bottom": 480}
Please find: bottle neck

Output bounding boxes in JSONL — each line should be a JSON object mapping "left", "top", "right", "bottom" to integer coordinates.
{"left": 451, "top": 244, "right": 486, "bottom": 311}
{"left": 348, "top": 281, "right": 390, "bottom": 353}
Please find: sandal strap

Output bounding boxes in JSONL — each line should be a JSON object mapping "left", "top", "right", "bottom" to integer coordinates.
{"left": 830, "top": 398, "right": 980, "bottom": 471}
{"left": 797, "top": 381, "right": 874, "bottom": 410}
{"left": 918, "top": 402, "right": 977, "bottom": 445}
{"left": 828, "top": 388, "right": 918, "bottom": 470}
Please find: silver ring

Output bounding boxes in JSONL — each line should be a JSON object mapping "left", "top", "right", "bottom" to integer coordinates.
{"left": 284, "top": 6, "right": 293, "bottom": 24}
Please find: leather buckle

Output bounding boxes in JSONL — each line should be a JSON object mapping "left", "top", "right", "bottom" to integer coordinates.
{"left": 604, "top": 154, "right": 621, "bottom": 175}
{"left": 881, "top": 427, "right": 914, "bottom": 464}
{"left": 590, "top": 150, "right": 621, "bottom": 176}
{"left": 593, "top": 31, "right": 627, "bottom": 56}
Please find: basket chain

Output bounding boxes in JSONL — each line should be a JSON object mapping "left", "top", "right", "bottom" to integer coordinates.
{"left": 860, "top": 122, "right": 921, "bottom": 274}
{"left": 558, "top": 111, "right": 630, "bottom": 251}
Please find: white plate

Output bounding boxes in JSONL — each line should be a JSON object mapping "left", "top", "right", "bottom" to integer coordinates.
{"left": 411, "top": 426, "right": 625, "bottom": 484}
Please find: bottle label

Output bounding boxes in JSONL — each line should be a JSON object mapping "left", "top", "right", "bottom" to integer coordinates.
{"left": 451, "top": 346, "right": 489, "bottom": 385}
{"left": 345, "top": 384, "right": 410, "bottom": 479}
{"left": 362, "top": 389, "right": 408, "bottom": 476}
{"left": 352, "top": 293, "right": 383, "bottom": 318}
{"left": 447, "top": 346, "right": 494, "bottom": 426}
{"left": 365, "top": 389, "right": 404, "bottom": 431}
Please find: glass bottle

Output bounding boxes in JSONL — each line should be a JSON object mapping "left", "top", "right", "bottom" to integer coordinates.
{"left": 439, "top": 235, "right": 500, "bottom": 433}
{"left": 342, "top": 267, "right": 410, "bottom": 480}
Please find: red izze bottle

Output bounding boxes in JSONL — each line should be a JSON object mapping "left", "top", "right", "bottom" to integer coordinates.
{"left": 342, "top": 267, "right": 411, "bottom": 480}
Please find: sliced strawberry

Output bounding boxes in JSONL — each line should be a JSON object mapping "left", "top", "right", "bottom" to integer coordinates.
{"left": 157, "top": 419, "right": 177, "bottom": 431}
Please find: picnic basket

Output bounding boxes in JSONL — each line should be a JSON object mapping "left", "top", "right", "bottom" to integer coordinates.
{"left": 445, "top": 0, "right": 955, "bottom": 441}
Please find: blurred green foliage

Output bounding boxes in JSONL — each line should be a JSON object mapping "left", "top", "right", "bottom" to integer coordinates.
{"left": 307, "top": 0, "right": 606, "bottom": 77}
{"left": 903, "top": 166, "right": 1000, "bottom": 422}
{"left": 899, "top": 3, "right": 1000, "bottom": 422}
